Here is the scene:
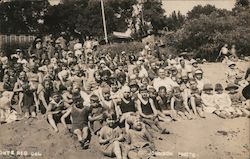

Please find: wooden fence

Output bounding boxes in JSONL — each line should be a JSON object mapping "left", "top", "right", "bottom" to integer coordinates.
{"left": 0, "top": 34, "right": 36, "bottom": 49}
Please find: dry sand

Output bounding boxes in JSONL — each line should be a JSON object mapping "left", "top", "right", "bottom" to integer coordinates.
{"left": 0, "top": 62, "right": 249, "bottom": 159}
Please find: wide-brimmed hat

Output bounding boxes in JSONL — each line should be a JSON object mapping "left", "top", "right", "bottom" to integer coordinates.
{"left": 215, "top": 83, "right": 223, "bottom": 91}
{"left": 194, "top": 69, "right": 203, "bottom": 74}
{"left": 203, "top": 83, "right": 213, "bottom": 91}
{"left": 228, "top": 61, "right": 236, "bottom": 67}
{"left": 190, "top": 59, "right": 197, "bottom": 65}
{"left": 129, "top": 80, "right": 139, "bottom": 88}
{"left": 16, "top": 49, "right": 22, "bottom": 52}
{"left": 225, "top": 83, "right": 239, "bottom": 91}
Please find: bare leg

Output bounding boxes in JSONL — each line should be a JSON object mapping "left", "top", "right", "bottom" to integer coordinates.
{"left": 82, "top": 127, "right": 89, "bottom": 140}
{"left": 197, "top": 107, "right": 205, "bottom": 118}
{"left": 128, "top": 151, "right": 140, "bottom": 159}
{"left": 47, "top": 114, "right": 58, "bottom": 132}
{"left": 190, "top": 97, "right": 198, "bottom": 116}
{"left": 113, "top": 141, "right": 122, "bottom": 159}
{"left": 214, "top": 110, "right": 227, "bottom": 119}
{"left": 184, "top": 111, "right": 192, "bottom": 120}
{"left": 74, "top": 129, "right": 83, "bottom": 141}
{"left": 240, "top": 108, "right": 250, "bottom": 117}
{"left": 177, "top": 111, "right": 186, "bottom": 120}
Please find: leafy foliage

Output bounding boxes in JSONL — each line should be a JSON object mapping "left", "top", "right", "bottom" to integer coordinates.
{"left": 168, "top": 5, "right": 250, "bottom": 60}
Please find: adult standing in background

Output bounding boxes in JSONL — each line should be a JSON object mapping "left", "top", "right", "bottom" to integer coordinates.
{"left": 217, "top": 44, "right": 229, "bottom": 63}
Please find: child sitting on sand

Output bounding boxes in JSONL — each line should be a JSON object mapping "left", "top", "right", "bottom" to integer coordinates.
{"left": 201, "top": 83, "right": 217, "bottom": 114}
{"left": 213, "top": 83, "right": 237, "bottom": 118}
{"left": 88, "top": 94, "right": 107, "bottom": 135}
{"left": 99, "top": 113, "right": 125, "bottom": 159}
{"left": 155, "top": 86, "right": 178, "bottom": 121}
{"left": 99, "top": 86, "right": 115, "bottom": 113}
{"left": 61, "top": 85, "right": 90, "bottom": 149}
{"left": 61, "top": 81, "right": 74, "bottom": 108}
{"left": 126, "top": 115, "right": 155, "bottom": 159}
{"left": 137, "top": 85, "right": 168, "bottom": 134}
{"left": 170, "top": 87, "right": 192, "bottom": 120}
{"left": 186, "top": 79, "right": 205, "bottom": 118}
{"left": 46, "top": 92, "right": 66, "bottom": 132}
{"left": 225, "top": 83, "right": 250, "bottom": 117}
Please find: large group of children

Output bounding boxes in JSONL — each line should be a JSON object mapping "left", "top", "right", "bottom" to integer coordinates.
{"left": 0, "top": 33, "right": 249, "bottom": 159}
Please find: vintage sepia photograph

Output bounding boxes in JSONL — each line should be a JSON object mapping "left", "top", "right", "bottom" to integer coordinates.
{"left": 0, "top": 0, "right": 249, "bottom": 159}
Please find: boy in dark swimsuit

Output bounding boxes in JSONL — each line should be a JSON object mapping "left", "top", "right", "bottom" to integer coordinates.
{"left": 61, "top": 84, "right": 90, "bottom": 149}
{"left": 136, "top": 86, "right": 168, "bottom": 134}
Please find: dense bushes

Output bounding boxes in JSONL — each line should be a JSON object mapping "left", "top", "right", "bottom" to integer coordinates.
{"left": 2, "top": 42, "right": 31, "bottom": 57}
{"left": 97, "top": 42, "right": 144, "bottom": 58}
{"left": 166, "top": 6, "right": 250, "bottom": 61}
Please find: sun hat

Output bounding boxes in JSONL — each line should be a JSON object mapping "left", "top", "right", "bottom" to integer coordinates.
{"left": 194, "top": 69, "right": 203, "bottom": 74}
{"left": 225, "top": 83, "right": 239, "bottom": 91}
{"left": 190, "top": 59, "right": 197, "bottom": 65}
{"left": 99, "top": 59, "right": 106, "bottom": 64}
{"left": 129, "top": 80, "right": 139, "bottom": 88}
{"left": 228, "top": 61, "right": 236, "bottom": 67}
{"left": 215, "top": 83, "right": 223, "bottom": 91}
{"left": 102, "top": 86, "right": 111, "bottom": 93}
{"left": 203, "top": 83, "right": 213, "bottom": 91}
{"left": 16, "top": 49, "right": 22, "bottom": 52}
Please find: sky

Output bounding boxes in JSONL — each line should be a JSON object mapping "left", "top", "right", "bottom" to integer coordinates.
{"left": 49, "top": 0, "right": 61, "bottom": 5}
{"left": 162, "top": 0, "right": 236, "bottom": 16}
{"left": 48, "top": 0, "right": 236, "bottom": 15}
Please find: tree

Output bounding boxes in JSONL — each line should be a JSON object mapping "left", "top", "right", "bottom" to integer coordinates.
{"left": 142, "top": 0, "right": 167, "bottom": 31}
{"left": 169, "top": 7, "right": 250, "bottom": 60}
{"left": 165, "top": 11, "right": 185, "bottom": 31}
{"left": 44, "top": 0, "right": 137, "bottom": 37}
{"left": 0, "top": 1, "right": 49, "bottom": 34}
{"left": 235, "top": 0, "right": 249, "bottom": 8}
{"left": 187, "top": 4, "right": 219, "bottom": 20}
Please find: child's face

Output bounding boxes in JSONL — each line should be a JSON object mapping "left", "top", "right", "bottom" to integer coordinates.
{"left": 174, "top": 91, "right": 181, "bottom": 98}
{"left": 133, "top": 118, "right": 142, "bottom": 131}
{"left": 140, "top": 90, "right": 149, "bottom": 99}
{"left": 123, "top": 90, "right": 131, "bottom": 99}
{"left": 103, "top": 92, "right": 111, "bottom": 101}
{"left": 216, "top": 90, "right": 223, "bottom": 94}
{"left": 72, "top": 85, "right": 80, "bottom": 94}
{"left": 118, "top": 66, "right": 123, "bottom": 71}
{"left": 67, "top": 84, "right": 73, "bottom": 92}
{"left": 182, "top": 78, "right": 188, "bottom": 84}
{"left": 44, "top": 81, "right": 51, "bottom": 89}
{"left": 193, "top": 63, "right": 198, "bottom": 67}
{"left": 190, "top": 82, "right": 198, "bottom": 89}
{"left": 74, "top": 67, "right": 80, "bottom": 75}
{"left": 102, "top": 74, "right": 109, "bottom": 81}
{"left": 158, "top": 70, "right": 165, "bottom": 79}
{"left": 228, "top": 88, "right": 237, "bottom": 94}
{"left": 195, "top": 74, "right": 202, "bottom": 80}
{"left": 106, "top": 118, "right": 115, "bottom": 127}
{"left": 149, "top": 90, "right": 157, "bottom": 98}
{"left": 158, "top": 89, "right": 166, "bottom": 97}
{"left": 204, "top": 90, "right": 213, "bottom": 95}
{"left": 141, "top": 78, "right": 148, "bottom": 85}
{"left": 133, "top": 70, "right": 139, "bottom": 76}
{"left": 90, "top": 99, "right": 99, "bottom": 108}
{"left": 9, "top": 70, "right": 15, "bottom": 76}
{"left": 19, "top": 72, "right": 26, "bottom": 81}
{"left": 172, "top": 70, "right": 177, "bottom": 75}
{"left": 95, "top": 72, "right": 101, "bottom": 80}
{"left": 3, "top": 75, "right": 9, "bottom": 82}
{"left": 130, "top": 86, "right": 138, "bottom": 93}
{"left": 62, "top": 74, "right": 68, "bottom": 80}
{"left": 53, "top": 94, "right": 60, "bottom": 102}
{"left": 111, "top": 84, "right": 118, "bottom": 92}
{"left": 176, "top": 78, "right": 182, "bottom": 84}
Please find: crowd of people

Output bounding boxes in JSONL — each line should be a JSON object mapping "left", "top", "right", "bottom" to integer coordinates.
{"left": 0, "top": 33, "right": 249, "bottom": 159}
